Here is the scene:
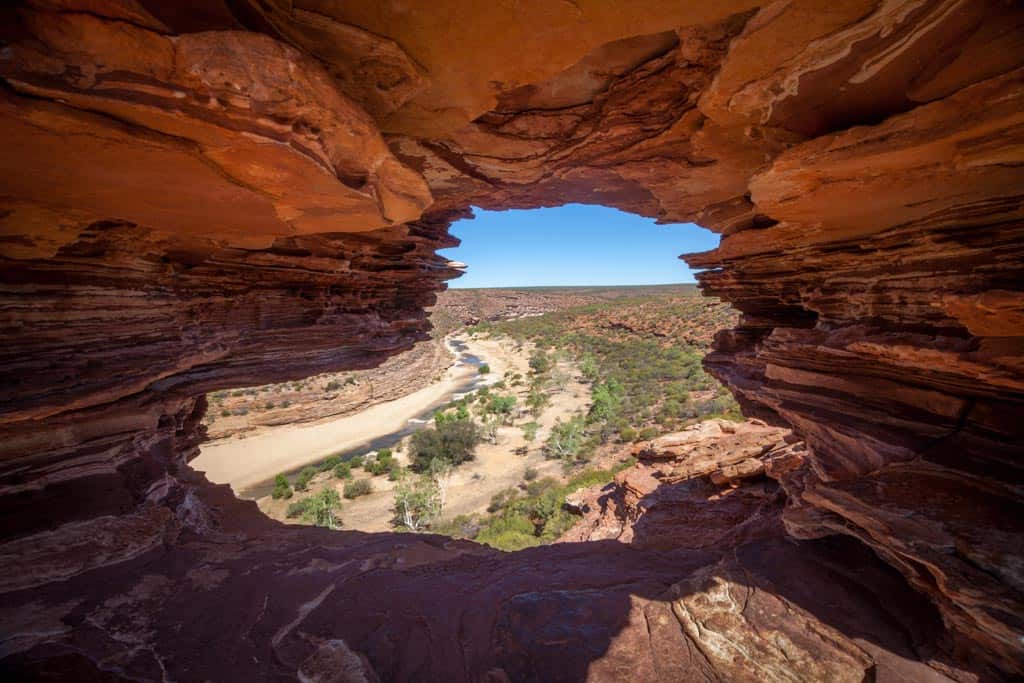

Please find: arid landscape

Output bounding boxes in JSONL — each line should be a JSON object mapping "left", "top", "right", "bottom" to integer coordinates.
{"left": 194, "top": 284, "right": 740, "bottom": 548}
{"left": 1, "top": 3, "right": 1022, "bottom": 682}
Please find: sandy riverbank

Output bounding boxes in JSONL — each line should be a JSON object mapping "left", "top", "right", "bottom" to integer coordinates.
{"left": 255, "top": 336, "right": 592, "bottom": 532}
{"left": 192, "top": 336, "right": 491, "bottom": 493}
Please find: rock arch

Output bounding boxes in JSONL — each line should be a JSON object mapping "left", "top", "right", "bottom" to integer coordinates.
{"left": 0, "top": 1, "right": 1021, "bottom": 679}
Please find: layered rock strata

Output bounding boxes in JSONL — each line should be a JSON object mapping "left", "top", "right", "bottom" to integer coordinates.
{"left": 1, "top": 1, "right": 1022, "bottom": 680}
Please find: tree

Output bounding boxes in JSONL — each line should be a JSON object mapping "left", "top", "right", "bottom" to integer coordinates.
{"left": 428, "top": 458, "right": 454, "bottom": 510}
{"left": 392, "top": 473, "right": 441, "bottom": 532}
{"left": 409, "top": 419, "right": 480, "bottom": 472}
{"left": 544, "top": 415, "right": 586, "bottom": 461}
{"left": 303, "top": 487, "right": 342, "bottom": 529}
{"left": 588, "top": 381, "right": 621, "bottom": 425}
{"left": 271, "top": 473, "right": 293, "bottom": 500}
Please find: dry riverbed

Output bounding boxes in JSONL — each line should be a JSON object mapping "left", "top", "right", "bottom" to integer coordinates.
{"left": 248, "top": 335, "right": 592, "bottom": 531}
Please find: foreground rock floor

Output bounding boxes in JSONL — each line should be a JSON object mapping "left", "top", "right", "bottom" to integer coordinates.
{"left": 1, "top": 423, "right": 962, "bottom": 682}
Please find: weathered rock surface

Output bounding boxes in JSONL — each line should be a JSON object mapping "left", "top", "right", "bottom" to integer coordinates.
{"left": 560, "top": 421, "right": 962, "bottom": 681}
{"left": 1, "top": 1, "right": 1022, "bottom": 680}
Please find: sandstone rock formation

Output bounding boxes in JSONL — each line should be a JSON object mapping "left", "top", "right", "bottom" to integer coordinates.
{"left": 1, "top": 1, "right": 1022, "bottom": 680}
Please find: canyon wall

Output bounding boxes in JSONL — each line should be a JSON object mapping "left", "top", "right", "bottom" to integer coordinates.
{"left": 1, "top": 1, "right": 1022, "bottom": 680}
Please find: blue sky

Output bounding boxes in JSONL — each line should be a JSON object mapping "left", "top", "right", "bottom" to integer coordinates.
{"left": 439, "top": 204, "right": 719, "bottom": 288}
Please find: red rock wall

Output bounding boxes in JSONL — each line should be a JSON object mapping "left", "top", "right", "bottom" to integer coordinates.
{"left": 1, "top": 1, "right": 1022, "bottom": 680}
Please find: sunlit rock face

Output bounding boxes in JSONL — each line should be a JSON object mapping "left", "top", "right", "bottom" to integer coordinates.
{"left": 0, "top": 1, "right": 1022, "bottom": 680}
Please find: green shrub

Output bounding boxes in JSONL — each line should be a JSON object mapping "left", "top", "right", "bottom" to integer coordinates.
{"left": 430, "top": 514, "right": 480, "bottom": 540}
{"left": 388, "top": 461, "right": 403, "bottom": 481}
{"left": 271, "top": 473, "right": 293, "bottom": 500}
{"left": 409, "top": 419, "right": 480, "bottom": 472}
{"left": 528, "top": 350, "right": 550, "bottom": 375}
{"left": 526, "top": 389, "right": 549, "bottom": 416}
{"left": 294, "top": 466, "right": 318, "bottom": 492}
{"left": 486, "top": 394, "right": 517, "bottom": 418}
{"left": 348, "top": 455, "right": 365, "bottom": 469}
{"left": 618, "top": 426, "right": 638, "bottom": 442}
{"left": 333, "top": 462, "right": 353, "bottom": 480}
{"left": 343, "top": 478, "right": 372, "bottom": 499}
{"left": 478, "top": 363, "right": 491, "bottom": 374}
{"left": 303, "top": 487, "right": 341, "bottom": 529}
{"left": 487, "top": 488, "right": 518, "bottom": 514}
{"left": 435, "top": 404, "right": 470, "bottom": 425}
{"left": 286, "top": 497, "right": 312, "bottom": 518}
{"left": 367, "top": 458, "right": 389, "bottom": 476}
{"left": 523, "top": 466, "right": 539, "bottom": 482}
{"left": 319, "top": 455, "right": 341, "bottom": 472}
{"left": 475, "top": 513, "right": 539, "bottom": 551}
{"left": 521, "top": 421, "right": 540, "bottom": 443}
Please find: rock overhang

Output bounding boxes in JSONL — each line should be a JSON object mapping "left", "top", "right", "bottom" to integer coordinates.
{"left": 0, "top": 1, "right": 1022, "bottom": 680}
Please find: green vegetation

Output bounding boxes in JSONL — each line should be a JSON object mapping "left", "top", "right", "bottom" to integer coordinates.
{"left": 271, "top": 473, "right": 293, "bottom": 500}
{"left": 392, "top": 472, "right": 441, "bottom": 531}
{"left": 466, "top": 295, "right": 741, "bottom": 464}
{"left": 478, "top": 363, "right": 491, "bottom": 374}
{"left": 343, "top": 478, "right": 372, "bottom": 499}
{"left": 484, "top": 394, "right": 517, "bottom": 424}
{"left": 408, "top": 419, "right": 480, "bottom": 472}
{"left": 303, "top": 488, "right": 342, "bottom": 529}
{"left": 366, "top": 452, "right": 391, "bottom": 475}
{"left": 318, "top": 455, "right": 341, "bottom": 472}
{"left": 521, "top": 421, "right": 540, "bottom": 444}
{"left": 333, "top": 462, "right": 353, "bottom": 479}
{"left": 286, "top": 497, "right": 312, "bottom": 518}
{"left": 544, "top": 414, "right": 587, "bottom": 462}
{"left": 294, "top": 465, "right": 318, "bottom": 492}
{"left": 433, "top": 459, "right": 636, "bottom": 551}
{"left": 388, "top": 460, "right": 403, "bottom": 481}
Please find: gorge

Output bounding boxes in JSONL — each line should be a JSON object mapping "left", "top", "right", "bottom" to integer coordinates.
{"left": 1, "top": 1, "right": 1022, "bottom": 681}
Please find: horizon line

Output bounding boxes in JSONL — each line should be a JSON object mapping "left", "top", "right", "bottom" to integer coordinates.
{"left": 445, "top": 281, "right": 699, "bottom": 290}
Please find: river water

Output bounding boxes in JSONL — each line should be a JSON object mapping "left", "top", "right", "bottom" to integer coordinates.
{"left": 238, "top": 338, "right": 487, "bottom": 500}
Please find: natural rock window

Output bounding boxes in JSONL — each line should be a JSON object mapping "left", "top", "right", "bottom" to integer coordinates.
{"left": 0, "top": 2, "right": 1021, "bottom": 680}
